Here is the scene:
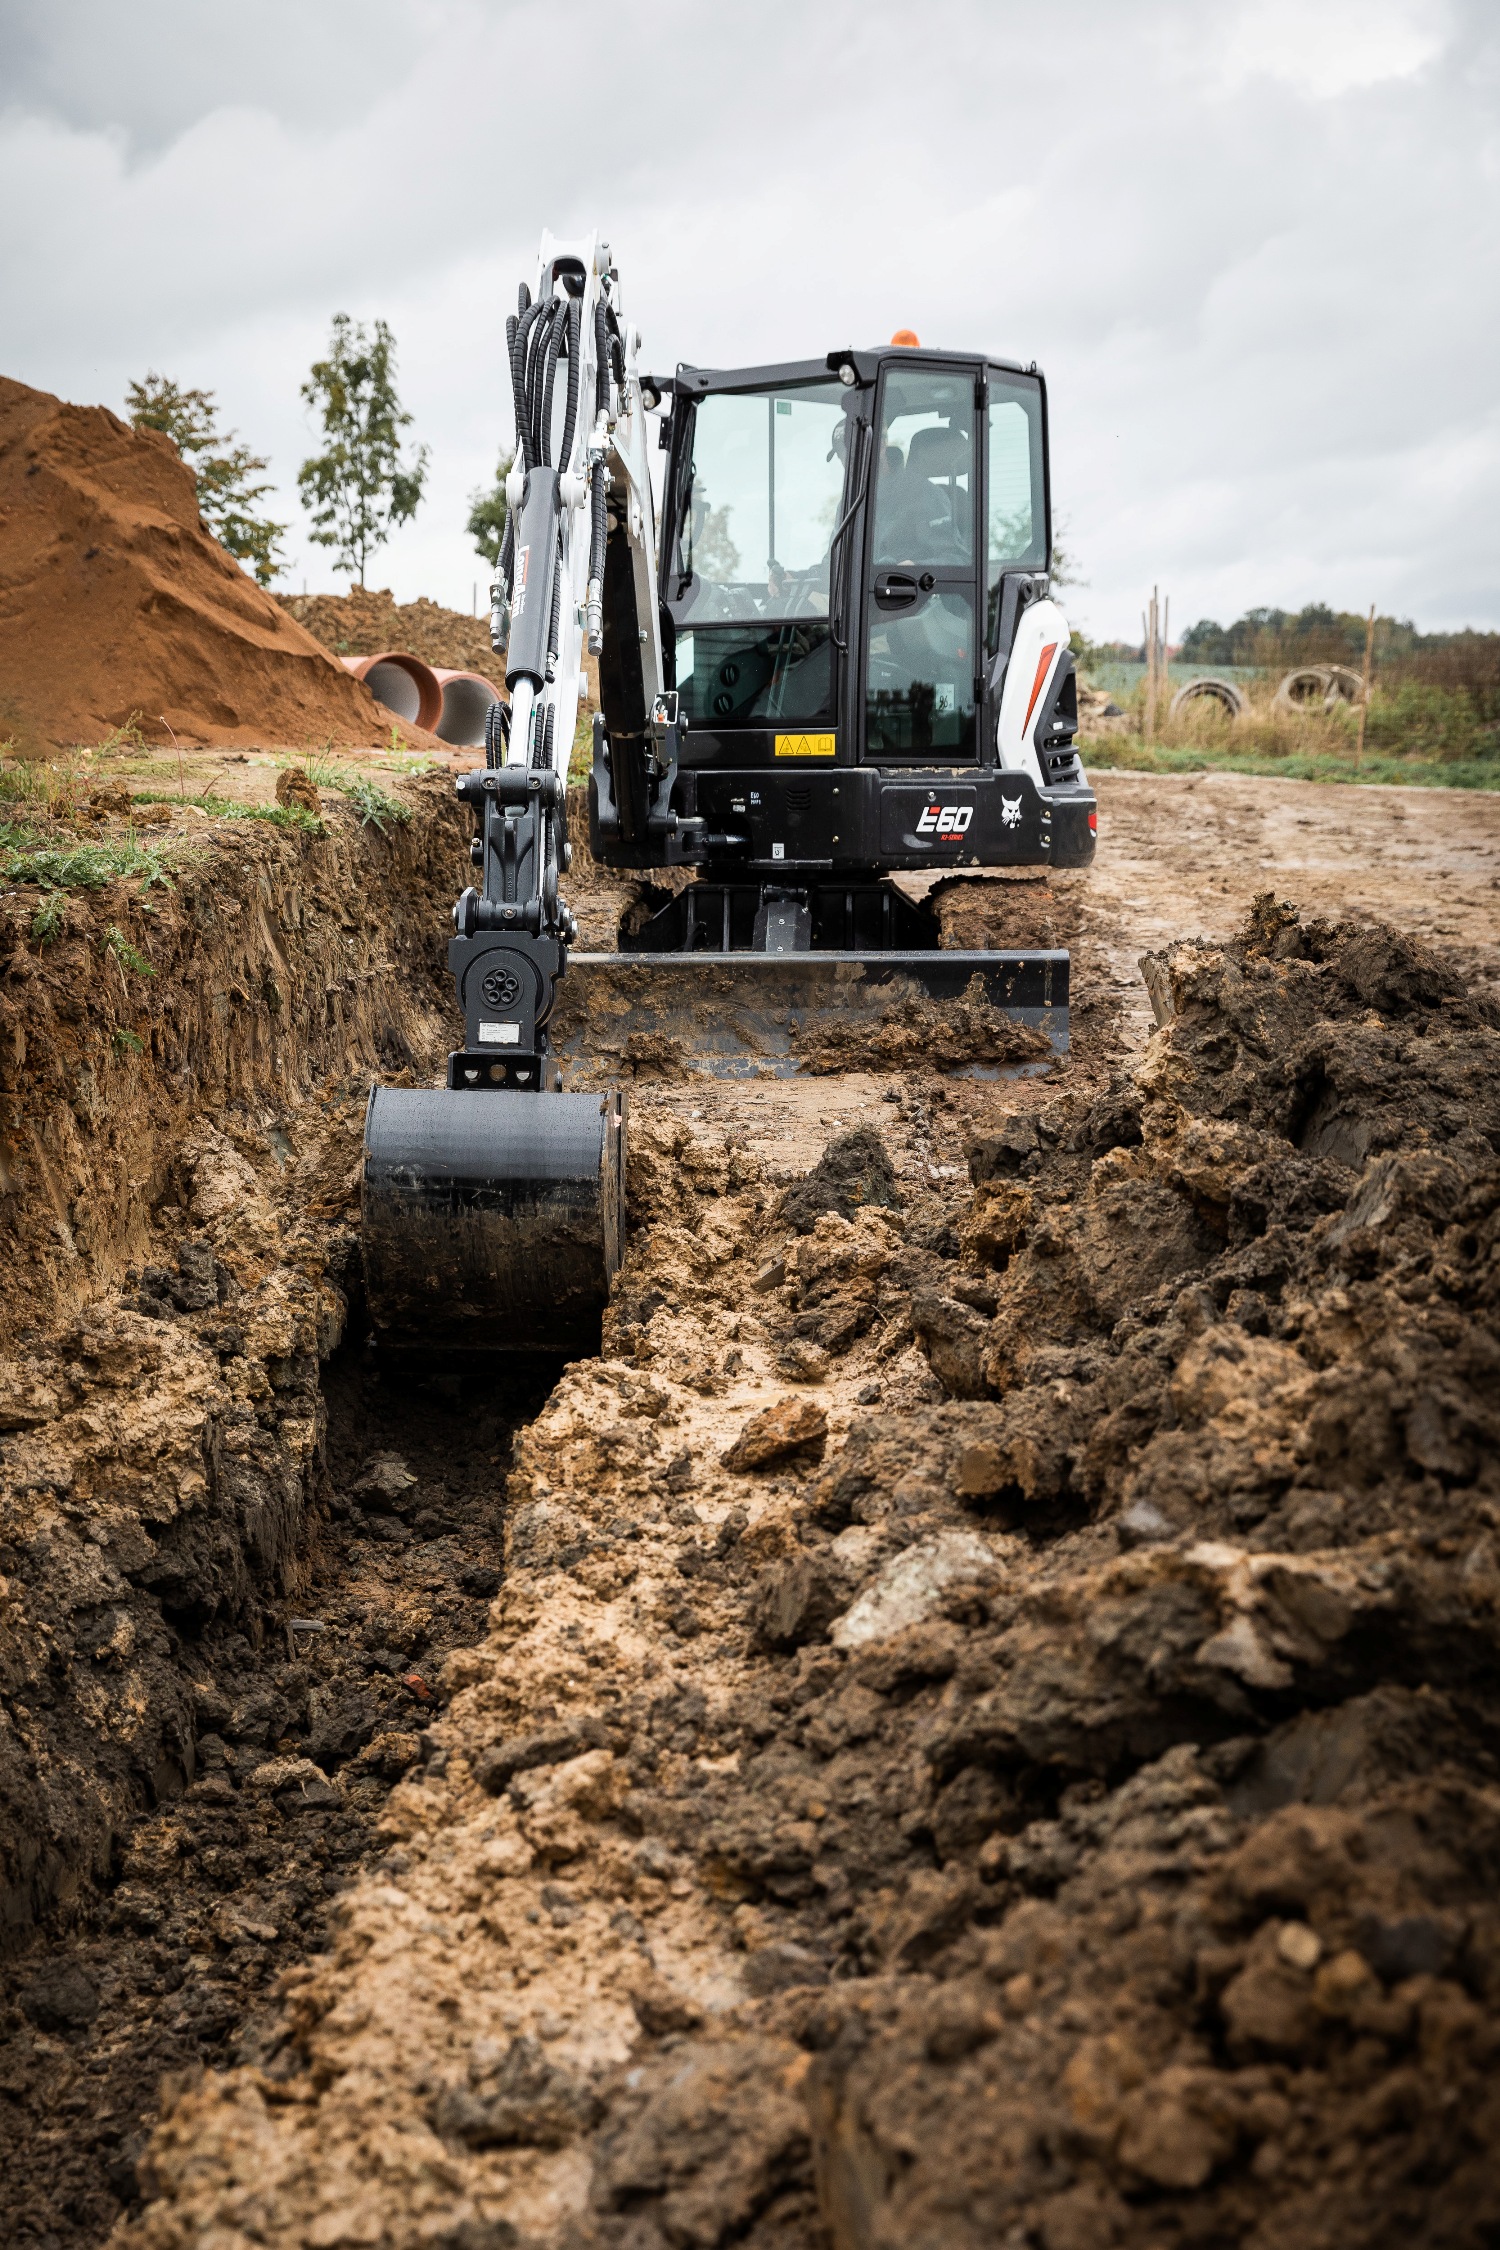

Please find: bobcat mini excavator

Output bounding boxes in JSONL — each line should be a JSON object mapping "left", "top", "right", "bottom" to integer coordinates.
{"left": 362, "top": 232, "right": 1096, "bottom": 1357}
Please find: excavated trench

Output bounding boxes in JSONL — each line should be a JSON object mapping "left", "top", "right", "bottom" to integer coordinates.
{"left": 3, "top": 774, "right": 1500, "bottom": 2249}
{"left": 0, "top": 1343, "right": 558, "bottom": 2243}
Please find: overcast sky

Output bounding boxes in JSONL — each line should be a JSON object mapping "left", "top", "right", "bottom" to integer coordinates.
{"left": 3, "top": 0, "right": 1496, "bottom": 640}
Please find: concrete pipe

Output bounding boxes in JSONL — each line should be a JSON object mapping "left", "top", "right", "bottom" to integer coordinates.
{"left": 1170, "top": 676, "right": 1247, "bottom": 721}
{"left": 1274, "top": 666, "right": 1334, "bottom": 714}
{"left": 1273, "top": 665, "right": 1363, "bottom": 716}
{"left": 340, "top": 652, "right": 443, "bottom": 734}
{"left": 433, "top": 668, "right": 505, "bottom": 748}
{"left": 1323, "top": 665, "right": 1366, "bottom": 705}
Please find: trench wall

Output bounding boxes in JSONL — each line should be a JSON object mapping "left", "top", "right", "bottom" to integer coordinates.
{"left": 0, "top": 783, "right": 466, "bottom": 1940}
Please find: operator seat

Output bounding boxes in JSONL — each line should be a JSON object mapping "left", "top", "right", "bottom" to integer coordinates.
{"left": 899, "top": 424, "right": 972, "bottom": 562}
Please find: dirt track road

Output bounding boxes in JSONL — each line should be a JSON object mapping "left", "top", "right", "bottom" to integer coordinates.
{"left": 1068, "top": 767, "right": 1500, "bottom": 1048}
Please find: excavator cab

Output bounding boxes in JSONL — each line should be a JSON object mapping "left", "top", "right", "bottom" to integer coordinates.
{"left": 592, "top": 346, "right": 1095, "bottom": 912}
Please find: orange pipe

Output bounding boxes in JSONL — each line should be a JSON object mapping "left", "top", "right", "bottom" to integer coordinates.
{"left": 340, "top": 651, "right": 443, "bottom": 734}
{"left": 432, "top": 667, "right": 505, "bottom": 748}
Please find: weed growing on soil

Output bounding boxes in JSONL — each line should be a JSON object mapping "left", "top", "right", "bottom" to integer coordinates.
{"left": 0, "top": 757, "right": 48, "bottom": 805}
{"left": 341, "top": 774, "right": 410, "bottom": 832}
{"left": 293, "top": 755, "right": 410, "bottom": 832}
{"left": 110, "top": 1025, "right": 145, "bottom": 1055}
{"left": 130, "top": 790, "right": 325, "bottom": 834}
{"left": 2, "top": 834, "right": 177, "bottom": 892}
{"left": 103, "top": 922, "right": 156, "bottom": 977}
{"left": 28, "top": 891, "right": 68, "bottom": 944}
{"left": 85, "top": 712, "right": 154, "bottom": 756}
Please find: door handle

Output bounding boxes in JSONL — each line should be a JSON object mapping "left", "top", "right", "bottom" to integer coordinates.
{"left": 873, "top": 570, "right": 920, "bottom": 608}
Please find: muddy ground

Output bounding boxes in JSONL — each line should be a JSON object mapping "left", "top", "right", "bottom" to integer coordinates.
{"left": 1, "top": 759, "right": 1498, "bottom": 2247}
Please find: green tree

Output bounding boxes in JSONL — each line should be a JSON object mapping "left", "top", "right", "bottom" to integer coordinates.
{"left": 126, "top": 372, "right": 288, "bottom": 586}
{"left": 466, "top": 449, "right": 514, "bottom": 567}
{"left": 298, "top": 315, "right": 428, "bottom": 585}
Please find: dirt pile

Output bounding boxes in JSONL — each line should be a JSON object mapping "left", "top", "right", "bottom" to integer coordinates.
{"left": 0, "top": 377, "right": 390, "bottom": 752}
{"left": 114, "top": 897, "right": 1500, "bottom": 2248}
{"left": 279, "top": 589, "right": 503, "bottom": 679}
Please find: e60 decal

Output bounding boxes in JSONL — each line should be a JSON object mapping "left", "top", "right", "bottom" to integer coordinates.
{"left": 916, "top": 801, "right": 974, "bottom": 838}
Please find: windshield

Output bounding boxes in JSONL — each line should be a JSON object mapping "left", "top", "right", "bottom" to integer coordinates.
{"left": 673, "top": 382, "right": 851, "bottom": 622}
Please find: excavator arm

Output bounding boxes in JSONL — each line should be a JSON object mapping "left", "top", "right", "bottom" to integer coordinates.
{"left": 361, "top": 234, "right": 649, "bottom": 1357}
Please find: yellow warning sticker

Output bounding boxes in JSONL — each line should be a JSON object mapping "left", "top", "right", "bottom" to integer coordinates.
{"left": 774, "top": 732, "right": 836, "bottom": 758}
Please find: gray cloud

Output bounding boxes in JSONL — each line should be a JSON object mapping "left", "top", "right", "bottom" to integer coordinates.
{"left": 1, "top": 0, "right": 1494, "bottom": 636}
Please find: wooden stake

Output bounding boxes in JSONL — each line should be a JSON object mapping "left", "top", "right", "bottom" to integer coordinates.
{"left": 1355, "top": 603, "right": 1375, "bottom": 768}
{"left": 1144, "top": 586, "right": 1159, "bottom": 741}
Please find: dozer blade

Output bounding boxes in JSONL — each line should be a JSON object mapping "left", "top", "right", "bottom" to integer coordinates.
{"left": 549, "top": 949, "right": 1069, "bottom": 1081}
{"left": 362, "top": 1087, "right": 624, "bottom": 1358}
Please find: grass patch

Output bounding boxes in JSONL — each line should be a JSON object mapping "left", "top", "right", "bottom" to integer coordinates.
{"left": 294, "top": 756, "right": 411, "bottom": 834}
{"left": 2, "top": 835, "right": 178, "bottom": 890}
{"left": 1087, "top": 738, "right": 1500, "bottom": 791}
{"left": 129, "top": 790, "right": 324, "bottom": 834}
{"left": 340, "top": 775, "right": 410, "bottom": 833}
{"left": 1082, "top": 672, "right": 1500, "bottom": 792}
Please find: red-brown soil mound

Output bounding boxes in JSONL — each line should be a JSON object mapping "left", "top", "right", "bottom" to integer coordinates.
{"left": 0, "top": 376, "right": 390, "bottom": 752}
{"left": 278, "top": 586, "right": 501, "bottom": 674}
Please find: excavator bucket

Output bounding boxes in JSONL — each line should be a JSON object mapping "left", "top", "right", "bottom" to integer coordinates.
{"left": 548, "top": 949, "right": 1069, "bottom": 1081}
{"left": 362, "top": 1087, "right": 624, "bottom": 1358}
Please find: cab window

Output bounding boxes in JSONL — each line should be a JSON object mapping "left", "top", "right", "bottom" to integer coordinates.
{"left": 870, "top": 370, "right": 975, "bottom": 568}
{"left": 986, "top": 377, "right": 1047, "bottom": 638}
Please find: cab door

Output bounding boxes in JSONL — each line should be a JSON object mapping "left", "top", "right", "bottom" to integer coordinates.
{"left": 860, "top": 364, "right": 982, "bottom": 763}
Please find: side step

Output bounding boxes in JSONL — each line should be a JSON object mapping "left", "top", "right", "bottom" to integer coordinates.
{"left": 549, "top": 949, "right": 1069, "bottom": 1081}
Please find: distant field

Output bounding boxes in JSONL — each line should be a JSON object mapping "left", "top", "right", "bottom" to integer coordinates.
{"left": 1080, "top": 665, "right": 1500, "bottom": 791}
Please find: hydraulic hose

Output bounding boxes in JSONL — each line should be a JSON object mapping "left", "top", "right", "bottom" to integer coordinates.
{"left": 546, "top": 528, "right": 563, "bottom": 679}
{"left": 496, "top": 271, "right": 601, "bottom": 927}
{"left": 557, "top": 297, "right": 582, "bottom": 475}
{"left": 585, "top": 296, "right": 612, "bottom": 652}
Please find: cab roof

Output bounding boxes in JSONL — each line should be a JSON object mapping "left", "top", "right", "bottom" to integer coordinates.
{"left": 653, "top": 346, "right": 1036, "bottom": 398}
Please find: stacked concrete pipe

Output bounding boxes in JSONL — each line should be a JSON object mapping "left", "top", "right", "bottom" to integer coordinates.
{"left": 340, "top": 652, "right": 443, "bottom": 733}
{"left": 432, "top": 668, "right": 504, "bottom": 748}
{"left": 338, "top": 653, "right": 503, "bottom": 746}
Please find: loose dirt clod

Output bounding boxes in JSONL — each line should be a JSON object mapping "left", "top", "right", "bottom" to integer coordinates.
{"left": 721, "top": 1395, "right": 828, "bottom": 1471}
{"left": 274, "top": 765, "right": 322, "bottom": 816}
{"left": 778, "top": 1125, "right": 903, "bottom": 1234}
